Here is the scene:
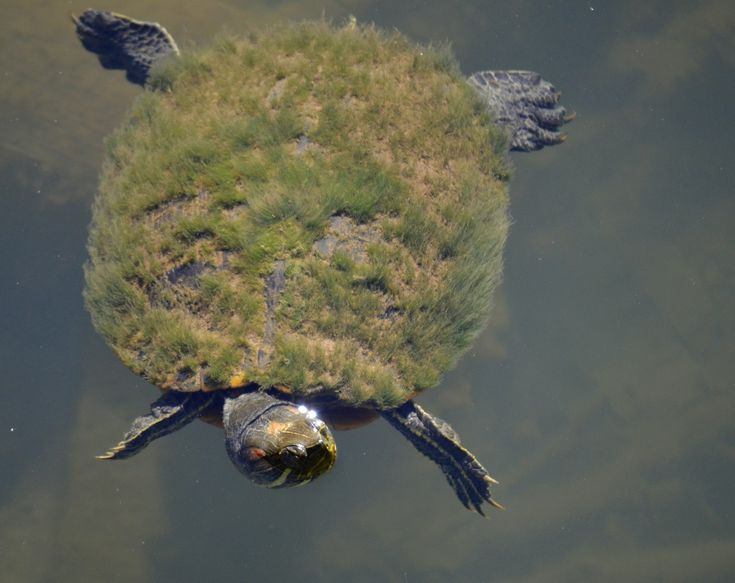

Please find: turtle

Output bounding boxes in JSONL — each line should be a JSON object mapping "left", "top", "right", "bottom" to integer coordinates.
{"left": 73, "top": 9, "right": 572, "bottom": 515}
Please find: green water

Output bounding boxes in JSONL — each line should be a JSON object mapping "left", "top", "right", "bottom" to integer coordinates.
{"left": 1, "top": 1, "right": 733, "bottom": 581}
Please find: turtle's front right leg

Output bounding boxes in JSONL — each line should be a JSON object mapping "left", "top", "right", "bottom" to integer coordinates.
{"left": 98, "top": 391, "right": 216, "bottom": 460}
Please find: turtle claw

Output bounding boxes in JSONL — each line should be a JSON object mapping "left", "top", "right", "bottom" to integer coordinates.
{"left": 534, "top": 105, "right": 563, "bottom": 126}
{"left": 489, "top": 498, "right": 506, "bottom": 511}
{"left": 95, "top": 441, "right": 131, "bottom": 460}
{"left": 485, "top": 474, "right": 500, "bottom": 486}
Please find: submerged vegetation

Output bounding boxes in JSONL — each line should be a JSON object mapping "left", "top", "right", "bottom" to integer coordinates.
{"left": 85, "top": 21, "right": 510, "bottom": 407}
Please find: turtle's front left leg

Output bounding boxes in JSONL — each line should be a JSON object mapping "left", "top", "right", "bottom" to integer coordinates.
{"left": 382, "top": 401, "right": 503, "bottom": 515}
{"left": 97, "top": 391, "right": 216, "bottom": 460}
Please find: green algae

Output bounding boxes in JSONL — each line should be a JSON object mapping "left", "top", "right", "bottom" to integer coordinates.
{"left": 85, "top": 20, "right": 509, "bottom": 407}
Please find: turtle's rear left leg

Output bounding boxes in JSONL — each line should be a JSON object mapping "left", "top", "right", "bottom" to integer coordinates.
{"left": 468, "top": 70, "right": 575, "bottom": 152}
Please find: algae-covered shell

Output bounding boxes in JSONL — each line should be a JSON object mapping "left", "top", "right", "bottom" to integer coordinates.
{"left": 85, "top": 22, "right": 510, "bottom": 411}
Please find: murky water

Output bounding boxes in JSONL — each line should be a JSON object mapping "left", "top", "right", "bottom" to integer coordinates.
{"left": 2, "top": 1, "right": 734, "bottom": 581}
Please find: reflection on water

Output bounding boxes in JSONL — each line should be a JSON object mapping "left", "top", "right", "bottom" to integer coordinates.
{"left": 1, "top": 0, "right": 734, "bottom": 581}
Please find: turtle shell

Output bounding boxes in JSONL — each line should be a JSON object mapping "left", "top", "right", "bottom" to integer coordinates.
{"left": 84, "top": 22, "right": 510, "bottom": 410}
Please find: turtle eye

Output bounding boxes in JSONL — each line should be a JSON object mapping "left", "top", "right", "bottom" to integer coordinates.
{"left": 279, "top": 443, "right": 308, "bottom": 468}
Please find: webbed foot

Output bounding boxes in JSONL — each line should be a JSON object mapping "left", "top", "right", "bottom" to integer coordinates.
{"left": 382, "top": 401, "right": 503, "bottom": 516}
{"left": 72, "top": 9, "right": 179, "bottom": 85}
{"left": 468, "top": 70, "right": 574, "bottom": 152}
{"left": 97, "top": 391, "right": 216, "bottom": 460}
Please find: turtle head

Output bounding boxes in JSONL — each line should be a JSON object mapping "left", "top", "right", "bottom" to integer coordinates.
{"left": 223, "top": 393, "right": 336, "bottom": 488}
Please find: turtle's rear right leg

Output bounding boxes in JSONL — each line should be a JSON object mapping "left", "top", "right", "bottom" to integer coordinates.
{"left": 72, "top": 9, "right": 179, "bottom": 85}
{"left": 98, "top": 391, "right": 216, "bottom": 460}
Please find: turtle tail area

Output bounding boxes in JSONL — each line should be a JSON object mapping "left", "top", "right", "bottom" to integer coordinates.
{"left": 382, "top": 401, "right": 503, "bottom": 516}
{"left": 72, "top": 9, "right": 179, "bottom": 85}
{"left": 97, "top": 392, "right": 216, "bottom": 460}
{"left": 468, "top": 70, "right": 575, "bottom": 152}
